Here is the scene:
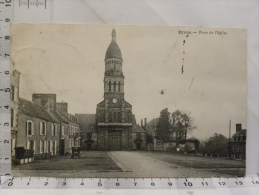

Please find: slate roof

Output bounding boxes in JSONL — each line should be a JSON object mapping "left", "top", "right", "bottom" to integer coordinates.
{"left": 75, "top": 114, "right": 96, "bottom": 133}
{"left": 132, "top": 114, "right": 146, "bottom": 133}
{"left": 19, "top": 98, "right": 59, "bottom": 123}
{"left": 52, "top": 109, "right": 69, "bottom": 124}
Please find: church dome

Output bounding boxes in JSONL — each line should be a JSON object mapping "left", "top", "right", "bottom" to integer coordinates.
{"left": 105, "top": 29, "right": 122, "bottom": 60}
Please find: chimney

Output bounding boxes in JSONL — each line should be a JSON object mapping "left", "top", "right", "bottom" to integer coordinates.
{"left": 32, "top": 94, "right": 56, "bottom": 111}
{"left": 56, "top": 102, "right": 68, "bottom": 113}
{"left": 144, "top": 118, "right": 147, "bottom": 128}
{"left": 236, "top": 124, "right": 242, "bottom": 133}
{"left": 141, "top": 119, "right": 143, "bottom": 127}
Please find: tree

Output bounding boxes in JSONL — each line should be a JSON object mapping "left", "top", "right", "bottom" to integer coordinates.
{"left": 171, "top": 110, "right": 195, "bottom": 140}
{"left": 202, "top": 133, "right": 229, "bottom": 156}
{"left": 146, "top": 133, "right": 154, "bottom": 144}
{"left": 156, "top": 108, "right": 171, "bottom": 142}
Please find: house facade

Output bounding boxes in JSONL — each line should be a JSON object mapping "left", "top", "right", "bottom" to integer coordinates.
{"left": 17, "top": 98, "right": 60, "bottom": 158}
{"left": 228, "top": 124, "right": 246, "bottom": 159}
{"left": 10, "top": 61, "right": 21, "bottom": 158}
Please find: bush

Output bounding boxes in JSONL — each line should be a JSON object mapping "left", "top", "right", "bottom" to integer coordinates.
{"left": 15, "top": 147, "right": 26, "bottom": 159}
{"left": 24, "top": 149, "right": 34, "bottom": 158}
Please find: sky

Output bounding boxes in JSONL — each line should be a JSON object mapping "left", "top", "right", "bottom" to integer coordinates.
{"left": 11, "top": 24, "right": 247, "bottom": 140}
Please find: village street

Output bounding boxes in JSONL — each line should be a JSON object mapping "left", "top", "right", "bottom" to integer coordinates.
{"left": 12, "top": 151, "right": 245, "bottom": 178}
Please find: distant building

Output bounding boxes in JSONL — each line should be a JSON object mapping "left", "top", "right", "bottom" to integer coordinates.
{"left": 75, "top": 114, "right": 97, "bottom": 150}
{"left": 10, "top": 62, "right": 21, "bottom": 158}
{"left": 132, "top": 115, "right": 146, "bottom": 150}
{"left": 228, "top": 124, "right": 246, "bottom": 159}
{"left": 144, "top": 118, "right": 163, "bottom": 151}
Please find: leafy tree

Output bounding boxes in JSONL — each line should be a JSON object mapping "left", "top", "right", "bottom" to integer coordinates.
{"left": 146, "top": 133, "right": 154, "bottom": 144}
{"left": 171, "top": 110, "right": 195, "bottom": 140}
{"left": 202, "top": 133, "right": 229, "bottom": 156}
{"left": 156, "top": 108, "right": 171, "bottom": 142}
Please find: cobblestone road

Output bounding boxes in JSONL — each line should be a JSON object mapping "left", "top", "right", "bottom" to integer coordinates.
{"left": 12, "top": 151, "right": 245, "bottom": 178}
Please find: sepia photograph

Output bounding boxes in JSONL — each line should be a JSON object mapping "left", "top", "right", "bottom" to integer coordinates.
{"left": 10, "top": 24, "right": 246, "bottom": 178}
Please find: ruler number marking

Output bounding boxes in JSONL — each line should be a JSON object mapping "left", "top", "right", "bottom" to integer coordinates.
{"left": 4, "top": 140, "right": 9, "bottom": 143}
{"left": 201, "top": 181, "right": 208, "bottom": 186}
{"left": 235, "top": 181, "right": 243, "bottom": 186}
{"left": 218, "top": 181, "right": 226, "bottom": 186}
{"left": 183, "top": 182, "right": 193, "bottom": 187}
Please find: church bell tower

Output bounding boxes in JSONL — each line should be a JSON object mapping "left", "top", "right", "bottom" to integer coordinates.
{"left": 96, "top": 29, "right": 133, "bottom": 150}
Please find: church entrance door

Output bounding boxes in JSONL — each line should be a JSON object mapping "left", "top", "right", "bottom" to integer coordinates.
{"left": 108, "top": 130, "right": 122, "bottom": 150}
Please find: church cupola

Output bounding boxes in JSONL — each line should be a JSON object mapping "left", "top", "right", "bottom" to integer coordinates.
{"left": 105, "top": 29, "right": 122, "bottom": 60}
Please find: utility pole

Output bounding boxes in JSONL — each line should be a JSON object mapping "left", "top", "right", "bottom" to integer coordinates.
{"left": 59, "top": 101, "right": 63, "bottom": 156}
{"left": 231, "top": 119, "right": 233, "bottom": 139}
{"left": 228, "top": 119, "right": 231, "bottom": 158}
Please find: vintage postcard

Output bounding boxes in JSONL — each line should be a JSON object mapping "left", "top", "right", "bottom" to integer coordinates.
{"left": 10, "top": 24, "right": 246, "bottom": 178}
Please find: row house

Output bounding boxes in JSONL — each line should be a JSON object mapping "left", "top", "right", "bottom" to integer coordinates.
{"left": 56, "top": 102, "right": 80, "bottom": 153}
{"left": 16, "top": 93, "right": 80, "bottom": 159}
{"left": 32, "top": 94, "right": 80, "bottom": 155}
{"left": 17, "top": 98, "right": 60, "bottom": 158}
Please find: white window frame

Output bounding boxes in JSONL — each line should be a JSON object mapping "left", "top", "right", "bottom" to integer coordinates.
{"left": 44, "top": 140, "right": 47, "bottom": 153}
{"left": 54, "top": 141, "right": 57, "bottom": 155}
{"left": 40, "top": 140, "right": 44, "bottom": 154}
{"left": 33, "top": 141, "right": 36, "bottom": 152}
{"left": 40, "top": 122, "right": 47, "bottom": 135}
{"left": 61, "top": 126, "right": 65, "bottom": 135}
{"left": 51, "top": 124, "right": 56, "bottom": 136}
{"left": 26, "top": 120, "right": 34, "bottom": 136}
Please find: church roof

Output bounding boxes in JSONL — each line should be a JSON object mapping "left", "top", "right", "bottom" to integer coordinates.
{"left": 105, "top": 29, "right": 122, "bottom": 60}
{"left": 75, "top": 114, "right": 96, "bottom": 133}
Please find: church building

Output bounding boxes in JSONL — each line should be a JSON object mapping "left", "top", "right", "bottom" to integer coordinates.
{"left": 76, "top": 29, "right": 146, "bottom": 151}
{"left": 96, "top": 29, "right": 133, "bottom": 150}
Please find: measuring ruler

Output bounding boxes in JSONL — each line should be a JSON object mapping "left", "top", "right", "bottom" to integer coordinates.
{"left": 0, "top": 176, "right": 258, "bottom": 189}
{"left": 0, "top": 0, "right": 13, "bottom": 177}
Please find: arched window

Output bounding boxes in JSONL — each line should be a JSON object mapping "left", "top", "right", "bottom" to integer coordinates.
{"left": 109, "top": 111, "right": 112, "bottom": 122}
{"left": 128, "top": 112, "right": 132, "bottom": 122}
{"left": 114, "top": 63, "right": 116, "bottom": 70}
{"left": 118, "top": 112, "right": 121, "bottom": 122}
{"left": 113, "top": 81, "right": 116, "bottom": 91}
{"left": 118, "top": 81, "right": 121, "bottom": 92}
{"left": 113, "top": 112, "right": 117, "bottom": 122}
{"left": 99, "top": 112, "right": 101, "bottom": 122}
{"left": 109, "top": 81, "right": 111, "bottom": 92}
